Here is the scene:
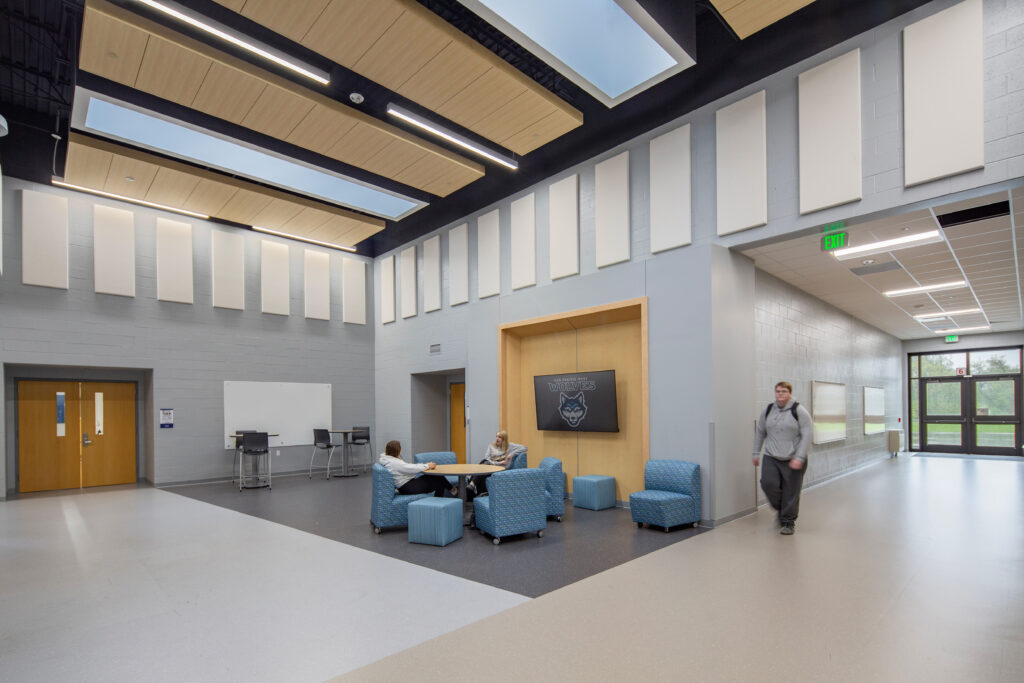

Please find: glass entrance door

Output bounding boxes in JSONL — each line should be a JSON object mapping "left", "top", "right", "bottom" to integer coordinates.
{"left": 971, "top": 376, "right": 1021, "bottom": 456}
{"left": 921, "top": 378, "right": 967, "bottom": 452}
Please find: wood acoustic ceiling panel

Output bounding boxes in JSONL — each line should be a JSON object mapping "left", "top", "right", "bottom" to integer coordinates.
{"left": 710, "top": 0, "right": 816, "bottom": 40}
{"left": 78, "top": 0, "right": 483, "bottom": 198}
{"left": 64, "top": 133, "right": 384, "bottom": 247}
{"left": 217, "top": 0, "right": 584, "bottom": 156}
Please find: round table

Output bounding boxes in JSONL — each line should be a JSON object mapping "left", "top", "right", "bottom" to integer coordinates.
{"left": 424, "top": 463, "right": 503, "bottom": 501}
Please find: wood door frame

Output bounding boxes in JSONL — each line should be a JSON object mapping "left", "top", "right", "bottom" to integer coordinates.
{"left": 6, "top": 365, "right": 150, "bottom": 497}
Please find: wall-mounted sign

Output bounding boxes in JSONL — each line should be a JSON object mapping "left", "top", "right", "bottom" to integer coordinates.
{"left": 95, "top": 392, "right": 104, "bottom": 435}
{"left": 160, "top": 408, "right": 174, "bottom": 428}
{"left": 945, "top": 334, "right": 959, "bottom": 343}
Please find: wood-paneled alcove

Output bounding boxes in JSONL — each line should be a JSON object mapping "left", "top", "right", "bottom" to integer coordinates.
{"left": 499, "top": 298, "right": 648, "bottom": 500}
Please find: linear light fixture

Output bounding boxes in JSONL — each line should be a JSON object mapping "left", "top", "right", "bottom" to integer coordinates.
{"left": 832, "top": 230, "right": 944, "bottom": 260}
{"left": 913, "top": 307, "right": 982, "bottom": 319}
{"left": 933, "top": 325, "right": 990, "bottom": 334}
{"left": 386, "top": 104, "right": 518, "bottom": 170}
{"left": 884, "top": 280, "right": 966, "bottom": 297}
{"left": 52, "top": 179, "right": 209, "bottom": 219}
{"left": 134, "top": 0, "right": 330, "bottom": 85}
{"left": 253, "top": 226, "right": 356, "bottom": 253}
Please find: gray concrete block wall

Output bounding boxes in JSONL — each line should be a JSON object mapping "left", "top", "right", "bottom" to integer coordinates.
{"left": 753, "top": 270, "right": 903, "bottom": 492}
{"left": 1, "top": 177, "right": 375, "bottom": 493}
{"left": 372, "top": 0, "right": 1022, "bottom": 521}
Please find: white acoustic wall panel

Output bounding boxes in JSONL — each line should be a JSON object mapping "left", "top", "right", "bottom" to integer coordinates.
{"left": 423, "top": 235, "right": 441, "bottom": 312}
{"left": 903, "top": 0, "right": 984, "bottom": 186}
{"left": 548, "top": 174, "right": 579, "bottom": 280}
{"left": 21, "top": 189, "right": 68, "bottom": 289}
{"left": 156, "top": 218, "right": 193, "bottom": 303}
{"left": 400, "top": 245, "right": 417, "bottom": 318}
{"left": 595, "top": 151, "right": 630, "bottom": 267}
{"left": 449, "top": 223, "right": 469, "bottom": 305}
{"left": 93, "top": 204, "right": 135, "bottom": 297}
{"left": 380, "top": 254, "right": 395, "bottom": 323}
{"left": 799, "top": 49, "right": 862, "bottom": 214}
{"left": 211, "top": 229, "right": 244, "bottom": 310}
{"left": 649, "top": 125, "right": 692, "bottom": 253}
{"left": 510, "top": 193, "right": 536, "bottom": 289}
{"left": 304, "top": 249, "right": 330, "bottom": 320}
{"left": 477, "top": 210, "right": 500, "bottom": 298}
{"left": 260, "top": 240, "right": 289, "bottom": 315}
{"left": 716, "top": 90, "right": 767, "bottom": 236}
{"left": 342, "top": 257, "right": 367, "bottom": 324}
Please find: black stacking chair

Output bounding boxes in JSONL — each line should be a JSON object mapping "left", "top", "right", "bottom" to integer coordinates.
{"left": 233, "top": 430, "right": 257, "bottom": 486}
{"left": 239, "top": 432, "right": 271, "bottom": 491}
{"left": 309, "top": 428, "right": 336, "bottom": 479}
{"left": 348, "top": 426, "right": 371, "bottom": 473}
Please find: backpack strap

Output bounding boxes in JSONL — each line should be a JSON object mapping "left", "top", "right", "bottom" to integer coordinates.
{"left": 766, "top": 402, "right": 802, "bottom": 423}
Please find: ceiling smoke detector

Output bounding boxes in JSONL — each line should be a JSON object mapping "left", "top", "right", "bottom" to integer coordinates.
{"left": 349, "top": 92, "right": 364, "bottom": 104}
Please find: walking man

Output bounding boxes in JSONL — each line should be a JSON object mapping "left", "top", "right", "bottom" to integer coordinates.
{"left": 752, "top": 381, "right": 813, "bottom": 535}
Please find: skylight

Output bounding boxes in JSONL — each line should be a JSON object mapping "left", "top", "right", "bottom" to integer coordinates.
{"left": 462, "top": 0, "right": 694, "bottom": 107}
{"left": 75, "top": 92, "right": 423, "bottom": 221}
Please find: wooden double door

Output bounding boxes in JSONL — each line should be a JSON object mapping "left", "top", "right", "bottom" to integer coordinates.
{"left": 18, "top": 380, "right": 137, "bottom": 493}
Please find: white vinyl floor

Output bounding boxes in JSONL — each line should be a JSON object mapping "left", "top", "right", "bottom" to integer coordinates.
{"left": 2, "top": 454, "right": 1022, "bottom": 682}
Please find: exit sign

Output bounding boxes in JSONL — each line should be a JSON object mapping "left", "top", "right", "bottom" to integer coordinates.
{"left": 945, "top": 335, "right": 959, "bottom": 343}
{"left": 820, "top": 232, "right": 849, "bottom": 251}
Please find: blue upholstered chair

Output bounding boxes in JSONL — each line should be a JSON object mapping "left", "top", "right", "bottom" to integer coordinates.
{"left": 507, "top": 447, "right": 529, "bottom": 469}
{"left": 370, "top": 463, "right": 432, "bottom": 534}
{"left": 538, "top": 457, "right": 565, "bottom": 521}
{"left": 473, "top": 468, "right": 547, "bottom": 545}
{"left": 629, "top": 459, "right": 701, "bottom": 532}
{"left": 414, "top": 451, "right": 458, "bottom": 487}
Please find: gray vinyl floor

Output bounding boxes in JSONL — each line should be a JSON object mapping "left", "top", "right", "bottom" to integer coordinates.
{"left": 2, "top": 454, "right": 1022, "bottom": 682}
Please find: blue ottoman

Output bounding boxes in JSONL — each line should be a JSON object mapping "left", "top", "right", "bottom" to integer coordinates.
{"left": 408, "top": 497, "right": 463, "bottom": 546}
{"left": 573, "top": 475, "right": 616, "bottom": 510}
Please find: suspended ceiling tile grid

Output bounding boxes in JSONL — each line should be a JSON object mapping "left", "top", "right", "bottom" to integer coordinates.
{"left": 214, "top": 0, "right": 584, "bottom": 156}
{"left": 65, "top": 133, "right": 384, "bottom": 247}
{"left": 741, "top": 188, "right": 1023, "bottom": 340}
{"left": 78, "top": 0, "right": 485, "bottom": 199}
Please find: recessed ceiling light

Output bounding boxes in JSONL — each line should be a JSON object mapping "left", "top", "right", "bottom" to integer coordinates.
{"left": 932, "top": 325, "right": 990, "bottom": 334}
{"left": 124, "top": 176, "right": 134, "bottom": 182}
{"left": 884, "top": 280, "right": 966, "bottom": 297}
{"left": 133, "top": 0, "right": 330, "bottom": 85}
{"left": 387, "top": 103, "right": 518, "bottom": 170}
{"left": 832, "top": 230, "right": 944, "bottom": 260}
{"left": 861, "top": 258, "right": 876, "bottom": 265}
{"left": 913, "top": 307, "right": 981, "bottom": 319}
{"left": 349, "top": 92, "right": 364, "bottom": 104}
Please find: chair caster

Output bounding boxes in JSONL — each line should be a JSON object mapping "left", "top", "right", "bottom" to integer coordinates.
{"left": 554, "top": 516, "right": 562, "bottom": 522}
{"left": 663, "top": 526, "right": 670, "bottom": 532}
{"left": 537, "top": 529, "right": 544, "bottom": 538}
{"left": 492, "top": 537, "right": 501, "bottom": 545}
{"left": 637, "top": 522, "right": 643, "bottom": 528}
{"left": 373, "top": 526, "right": 382, "bottom": 535}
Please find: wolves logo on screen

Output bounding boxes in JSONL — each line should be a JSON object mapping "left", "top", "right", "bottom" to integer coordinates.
{"left": 558, "top": 392, "right": 587, "bottom": 427}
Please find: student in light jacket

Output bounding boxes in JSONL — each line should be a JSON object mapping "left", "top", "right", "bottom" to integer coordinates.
{"left": 378, "top": 440, "right": 454, "bottom": 497}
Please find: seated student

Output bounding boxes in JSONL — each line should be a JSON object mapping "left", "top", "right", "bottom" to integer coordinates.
{"left": 467, "top": 430, "right": 526, "bottom": 499}
{"left": 378, "top": 440, "right": 456, "bottom": 497}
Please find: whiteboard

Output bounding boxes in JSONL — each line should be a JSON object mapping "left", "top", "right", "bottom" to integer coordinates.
{"left": 811, "top": 380, "right": 846, "bottom": 445}
{"left": 223, "top": 381, "right": 331, "bottom": 449}
{"left": 863, "top": 386, "right": 885, "bottom": 435}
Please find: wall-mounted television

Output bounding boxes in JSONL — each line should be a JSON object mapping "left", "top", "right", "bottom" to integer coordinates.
{"left": 534, "top": 370, "right": 619, "bottom": 432}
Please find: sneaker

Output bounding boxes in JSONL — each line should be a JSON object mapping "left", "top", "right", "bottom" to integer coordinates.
{"left": 467, "top": 481, "right": 477, "bottom": 495}
{"left": 780, "top": 525, "right": 795, "bottom": 535}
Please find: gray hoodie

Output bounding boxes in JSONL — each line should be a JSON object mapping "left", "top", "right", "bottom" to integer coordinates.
{"left": 752, "top": 399, "right": 813, "bottom": 463}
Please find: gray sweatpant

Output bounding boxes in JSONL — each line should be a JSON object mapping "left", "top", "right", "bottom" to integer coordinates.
{"left": 760, "top": 455, "right": 806, "bottom": 525}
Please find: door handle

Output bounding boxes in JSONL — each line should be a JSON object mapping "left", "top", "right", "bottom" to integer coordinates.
{"left": 82, "top": 433, "right": 94, "bottom": 447}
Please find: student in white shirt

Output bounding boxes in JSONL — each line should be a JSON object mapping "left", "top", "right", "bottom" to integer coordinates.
{"left": 378, "top": 440, "right": 455, "bottom": 497}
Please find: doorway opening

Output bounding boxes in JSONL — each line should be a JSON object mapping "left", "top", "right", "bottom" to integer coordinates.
{"left": 409, "top": 369, "right": 465, "bottom": 461}
{"left": 909, "top": 347, "right": 1022, "bottom": 456}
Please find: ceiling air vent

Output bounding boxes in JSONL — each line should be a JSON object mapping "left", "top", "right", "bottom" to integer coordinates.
{"left": 429, "top": 343, "right": 441, "bottom": 355}
{"left": 850, "top": 261, "right": 904, "bottom": 276}
{"left": 936, "top": 200, "right": 1010, "bottom": 228}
